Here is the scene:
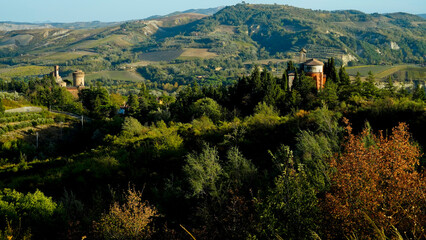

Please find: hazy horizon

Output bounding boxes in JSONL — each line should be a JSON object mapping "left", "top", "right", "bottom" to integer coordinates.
{"left": 1, "top": 0, "right": 425, "bottom": 23}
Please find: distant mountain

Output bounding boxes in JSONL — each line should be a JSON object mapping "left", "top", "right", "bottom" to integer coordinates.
{"left": 145, "top": 6, "right": 225, "bottom": 20}
{"left": 418, "top": 14, "right": 426, "bottom": 19}
{"left": 0, "top": 21, "right": 52, "bottom": 31}
{"left": 0, "top": 7, "right": 224, "bottom": 31}
{"left": 0, "top": 21, "right": 119, "bottom": 31}
{"left": 49, "top": 21, "right": 120, "bottom": 30}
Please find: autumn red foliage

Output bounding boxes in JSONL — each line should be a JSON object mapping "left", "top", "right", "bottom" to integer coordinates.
{"left": 324, "top": 119, "right": 426, "bottom": 238}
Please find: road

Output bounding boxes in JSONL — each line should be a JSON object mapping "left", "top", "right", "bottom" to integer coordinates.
{"left": 5, "top": 107, "right": 91, "bottom": 122}
{"left": 5, "top": 106, "right": 43, "bottom": 113}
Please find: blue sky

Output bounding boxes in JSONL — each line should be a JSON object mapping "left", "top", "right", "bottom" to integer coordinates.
{"left": 1, "top": 0, "right": 425, "bottom": 23}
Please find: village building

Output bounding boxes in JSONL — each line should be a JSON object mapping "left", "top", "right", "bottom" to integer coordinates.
{"left": 302, "top": 58, "right": 327, "bottom": 90}
{"left": 295, "top": 49, "right": 327, "bottom": 90}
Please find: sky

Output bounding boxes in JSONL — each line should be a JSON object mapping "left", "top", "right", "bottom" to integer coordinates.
{"left": 0, "top": 0, "right": 425, "bottom": 23}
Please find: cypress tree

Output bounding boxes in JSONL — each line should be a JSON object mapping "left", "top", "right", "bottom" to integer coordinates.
{"left": 339, "top": 66, "right": 350, "bottom": 86}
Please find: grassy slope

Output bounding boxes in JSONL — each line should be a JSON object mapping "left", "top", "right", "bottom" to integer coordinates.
{"left": 0, "top": 66, "right": 52, "bottom": 79}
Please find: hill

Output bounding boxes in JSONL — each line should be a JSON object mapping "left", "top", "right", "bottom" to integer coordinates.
{"left": 0, "top": 4, "right": 424, "bottom": 85}
{"left": 145, "top": 6, "right": 225, "bottom": 20}
{"left": 418, "top": 14, "right": 426, "bottom": 19}
{"left": 0, "top": 21, "right": 119, "bottom": 31}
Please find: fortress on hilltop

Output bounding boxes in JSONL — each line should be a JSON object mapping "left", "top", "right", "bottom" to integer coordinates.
{"left": 50, "top": 65, "right": 85, "bottom": 98}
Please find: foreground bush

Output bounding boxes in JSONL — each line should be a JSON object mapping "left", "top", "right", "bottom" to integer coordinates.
{"left": 324, "top": 120, "right": 426, "bottom": 239}
{"left": 95, "top": 187, "right": 158, "bottom": 240}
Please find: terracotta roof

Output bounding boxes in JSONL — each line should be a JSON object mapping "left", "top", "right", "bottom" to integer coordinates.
{"left": 304, "top": 58, "right": 324, "bottom": 66}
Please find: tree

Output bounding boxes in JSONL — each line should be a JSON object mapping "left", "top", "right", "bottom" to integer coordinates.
{"left": 362, "top": 71, "right": 378, "bottom": 98}
{"left": 257, "top": 145, "right": 319, "bottom": 239}
{"left": 324, "top": 120, "right": 426, "bottom": 238}
{"left": 281, "top": 71, "right": 289, "bottom": 92}
{"left": 126, "top": 93, "right": 139, "bottom": 116}
{"left": 79, "top": 86, "right": 115, "bottom": 118}
{"left": 412, "top": 84, "right": 425, "bottom": 101}
{"left": 325, "top": 58, "right": 339, "bottom": 84}
{"left": 338, "top": 66, "right": 350, "bottom": 86}
{"left": 183, "top": 144, "right": 223, "bottom": 197}
{"left": 223, "top": 147, "right": 257, "bottom": 190}
{"left": 121, "top": 117, "right": 146, "bottom": 138}
{"left": 95, "top": 187, "right": 158, "bottom": 240}
{"left": 0, "top": 98, "right": 4, "bottom": 114}
{"left": 318, "top": 81, "right": 339, "bottom": 109}
{"left": 191, "top": 97, "right": 222, "bottom": 122}
{"left": 0, "top": 189, "right": 60, "bottom": 237}
{"left": 384, "top": 76, "right": 395, "bottom": 96}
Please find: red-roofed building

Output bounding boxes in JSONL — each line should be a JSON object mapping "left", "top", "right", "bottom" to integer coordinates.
{"left": 302, "top": 58, "right": 327, "bottom": 90}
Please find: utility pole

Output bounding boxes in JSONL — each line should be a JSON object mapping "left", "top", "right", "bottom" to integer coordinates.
{"left": 81, "top": 115, "right": 84, "bottom": 128}
{"left": 60, "top": 122, "right": 63, "bottom": 139}
{"left": 36, "top": 132, "right": 39, "bottom": 148}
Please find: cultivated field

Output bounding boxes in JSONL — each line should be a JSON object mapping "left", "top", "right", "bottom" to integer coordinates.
{"left": 178, "top": 48, "right": 218, "bottom": 59}
{"left": 0, "top": 65, "right": 51, "bottom": 80}
{"left": 346, "top": 64, "right": 425, "bottom": 80}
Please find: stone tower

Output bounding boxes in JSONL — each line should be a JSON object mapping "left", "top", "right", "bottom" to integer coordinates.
{"left": 72, "top": 70, "right": 85, "bottom": 87}
{"left": 299, "top": 48, "right": 307, "bottom": 63}
{"left": 52, "top": 65, "right": 66, "bottom": 87}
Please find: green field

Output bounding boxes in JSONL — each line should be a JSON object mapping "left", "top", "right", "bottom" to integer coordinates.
{"left": 85, "top": 70, "right": 144, "bottom": 82}
{"left": 0, "top": 65, "right": 51, "bottom": 79}
{"left": 346, "top": 64, "right": 425, "bottom": 80}
{"left": 346, "top": 65, "right": 396, "bottom": 77}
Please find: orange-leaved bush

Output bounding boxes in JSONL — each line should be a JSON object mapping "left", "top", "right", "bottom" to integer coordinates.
{"left": 324, "top": 119, "right": 426, "bottom": 239}
{"left": 95, "top": 187, "right": 158, "bottom": 240}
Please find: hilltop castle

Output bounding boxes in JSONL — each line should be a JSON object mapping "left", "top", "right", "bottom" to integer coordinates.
{"left": 50, "top": 65, "right": 85, "bottom": 97}
{"left": 50, "top": 65, "right": 85, "bottom": 88}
